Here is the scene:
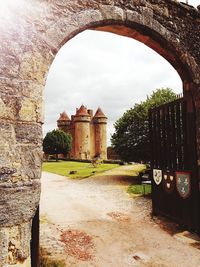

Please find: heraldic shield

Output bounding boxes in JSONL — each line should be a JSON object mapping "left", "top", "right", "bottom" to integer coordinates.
{"left": 163, "top": 171, "right": 175, "bottom": 194}
{"left": 153, "top": 169, "right": 162, "bottom": 185}
{"left": 176, "top": 172, "right": 191, "bottom": 199}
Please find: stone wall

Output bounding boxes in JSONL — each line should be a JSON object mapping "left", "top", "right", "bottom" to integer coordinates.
{"left": 0, "top": 0, "right": 200, "bottom": 265}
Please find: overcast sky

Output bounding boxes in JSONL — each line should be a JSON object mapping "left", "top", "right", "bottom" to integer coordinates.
{"left": 44, "top": 0, "right": 199, "bottom": 145}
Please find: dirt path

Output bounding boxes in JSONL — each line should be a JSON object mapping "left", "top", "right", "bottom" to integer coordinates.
{"left": 40, "top": 165, "right": 200, "bottom": 266}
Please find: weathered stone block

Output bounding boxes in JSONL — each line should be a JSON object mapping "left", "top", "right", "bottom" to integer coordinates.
{"left": 0, "top": 223, "right": 31, "bottom": 266}
{"left": 14, "top": 123, "right": 42, "bottom": 145}
{"left": 0, "top": 180, "right": 40, "bottom": 227}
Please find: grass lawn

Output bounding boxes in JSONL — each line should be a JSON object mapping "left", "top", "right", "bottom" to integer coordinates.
{"left": 122, "top": 164, "right": 146, "bottom": 176}
{"left": 127, "top": 184, "right": 151, "bottom": 195}
{"left": 42, "top": 161, "right": 118, "bottom": 179}
{"left": 126, "top": 164, "right": 152, "bottom": 196}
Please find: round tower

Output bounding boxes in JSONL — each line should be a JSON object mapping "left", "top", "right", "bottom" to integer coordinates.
{"left": 93, "top": 107, "right": 107, "bottom": 160}
{"left": 57, "top": 111, "right": 71, "bottom": 132}
{"left": 74, "top": 105, "right": 91, "bottom": 160}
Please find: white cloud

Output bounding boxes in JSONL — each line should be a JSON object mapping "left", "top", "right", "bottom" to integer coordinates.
{"left": 44, "top": 29, "right": 182, "bottom": 145}
{"left": 185, "top": 0, "right": 199, "bottom": 7}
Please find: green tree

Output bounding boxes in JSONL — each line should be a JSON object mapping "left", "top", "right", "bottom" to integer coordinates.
{"left": 111, "top": 88, "right": 177, "bottom": 162}
{"left": 43, "top": 129, "right": 72, "bottom": 161}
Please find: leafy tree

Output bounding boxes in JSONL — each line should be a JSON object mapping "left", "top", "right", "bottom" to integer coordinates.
{"left": 43, "top": 129, "right": 72, "bottom": 161}
{"left": 111, "top": 88, "right": 177, "bottom": 162}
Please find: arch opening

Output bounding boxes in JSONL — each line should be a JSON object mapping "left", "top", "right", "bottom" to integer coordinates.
{"left": 57, "top": 20, "right": 195, "bottom": 89}
{"left": 38, "top": 25, "right": 193, "bottom": 266}
{"left": 44, "top": 28, "right": 182, "bottom": 147}
{"left": 1, "top": 2, "right": 200, "bottom": 266}
{"left": 93, "top": 23, "right": 193, "bottom": 84}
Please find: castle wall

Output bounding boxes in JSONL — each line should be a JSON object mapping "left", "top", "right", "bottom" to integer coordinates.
{"left": 58, "top": 109, "right": 107, "bottom": 160}
{"left": 94, "top": 120, "right": 107, "bottom": 160}
{"left": 90, "top": 123, "right": 96, "bottom": 159}
{"left": 74, "top": 117, "right": 91, "bottom": 160}
{"left": 58, "top": 123, "right": 70, "bottom": 133}
{"left": 69, "top": 122, "right": 75, "bottom": 158}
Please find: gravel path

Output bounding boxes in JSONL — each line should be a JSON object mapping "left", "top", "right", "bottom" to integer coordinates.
{"left": 40, "top": 166, "right": 200, "bottom": 266}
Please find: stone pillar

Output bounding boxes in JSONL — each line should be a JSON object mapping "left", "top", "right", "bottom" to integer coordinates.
{"left": 0, "top": 4, "right": 50, "bottom": 263}
{"left": 0, "top": 85, "right": 42, "bottom": 266}
{"left": 0, "top": 223, "right": 32, "bottom": 266}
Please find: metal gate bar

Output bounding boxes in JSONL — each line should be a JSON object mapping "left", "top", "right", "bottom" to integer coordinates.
{"left": 149, "top": 97, "right": 200, "bottom": 232}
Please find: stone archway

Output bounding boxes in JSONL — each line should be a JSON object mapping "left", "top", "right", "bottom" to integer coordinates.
{"left": 0, "top": 1, "right": 200, "bottom": 266}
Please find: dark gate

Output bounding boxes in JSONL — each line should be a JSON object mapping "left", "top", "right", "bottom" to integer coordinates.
{"left": 31, "top": 206, "right": 40, "bottom": 267}
{"left": 149, "top": 97, "right": 200, "bottom": 232}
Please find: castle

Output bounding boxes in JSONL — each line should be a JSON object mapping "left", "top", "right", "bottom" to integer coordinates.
{"left": 57, "top": 105, "right": 107, "bottom": 160}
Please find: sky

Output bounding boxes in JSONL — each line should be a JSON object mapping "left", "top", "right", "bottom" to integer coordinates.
{"left": 186, "top": 0, "right": 199, "bottom": 5}
{"left": 44, "top": 0, "right": 199, "bottom": 145}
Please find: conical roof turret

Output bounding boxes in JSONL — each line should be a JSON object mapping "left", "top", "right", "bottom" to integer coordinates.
{"left": 57, "top": 111, "right": 70, "bottom": 121}
{"left": 76, "top": 105, "right": 89, "bottom": 116}
{"left": 93, "top": 107, "right": 107, "bottom": 118}
{"left": 74, "top": 105, "right": 91, "bottom": 123}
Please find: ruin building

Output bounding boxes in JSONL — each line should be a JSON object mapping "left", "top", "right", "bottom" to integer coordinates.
{"left": 57, "top": 105, "right": 107, "bottom": 160}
